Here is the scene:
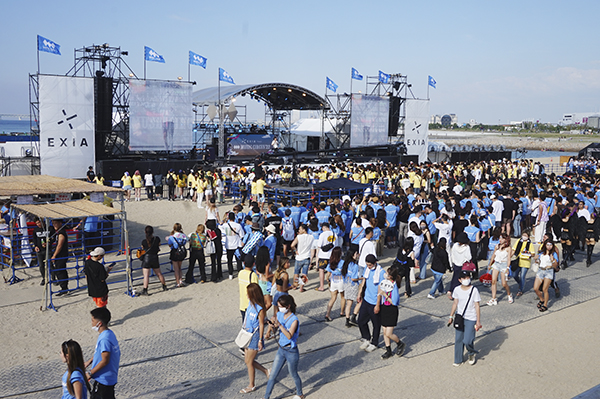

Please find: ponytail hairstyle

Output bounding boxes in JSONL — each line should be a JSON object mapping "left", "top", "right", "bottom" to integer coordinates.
{"left": 387, "top": 266, "right": 401, "bottom": 286}
{"left": 145, "top": 225, "right": 154, "bottom": 246}
{"left": 341, "top": 248, "right": 358, "bottom": 277}
{"left": 277, "top": 294, "right": 297, "bottom": 314}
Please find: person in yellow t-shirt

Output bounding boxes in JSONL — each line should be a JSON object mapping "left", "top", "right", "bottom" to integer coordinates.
{"left": 121, "top": 172, "right": 132, "bottom": 201}
{"left": 254, "top": 177, "right": 268, "bottom": 210}
{"left": 132, "top": 170, "right": 143, "bottom": 201}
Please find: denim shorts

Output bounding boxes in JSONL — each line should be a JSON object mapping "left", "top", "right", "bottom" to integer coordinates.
{"left": 247, "top": 329, "right": 260, "bottom": 350}
{"left": 536, "top": 268, "right": 554, "bottom": 280}
{"left": 294, "top": 258, "right": 310, "bottom": 275}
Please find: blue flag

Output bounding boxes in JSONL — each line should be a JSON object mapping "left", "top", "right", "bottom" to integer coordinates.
{"left": 189, "top": 51, "right": 207, "bottom": 68}
{"left": 351, "top": 68, "right": 363, "bottom": 81}
{"left": 37, "top": 35, "right": 60, "bottom": 55}
{"left": 428, "top": 75, "right": 436, "bottom": 88}
{"left": 219, "top": 68, "right": 235, "bottom": 84}
{"left": 326, "top": 77, "right": 338, "bottom": 92}
{"left": 378, "top": 70, "right": 390, "bottom": 84}
{"left": 144, "top": 46, "right": 165, "bottom": 63}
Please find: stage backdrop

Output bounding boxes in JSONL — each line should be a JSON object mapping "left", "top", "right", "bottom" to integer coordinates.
{"left": 404, "top": 99, "right": 429, "bottom": 163}
{"left": 129, "top": 80, "right": 193, "bottom": 151}
{"left": 350, "top": 95, "right": 390, "bottom": 147}
{"left": 228, "top": 134, "right": 272, "bottom": 157}
{"left": 39, "top": 75, "right": 95, "bottom": 179}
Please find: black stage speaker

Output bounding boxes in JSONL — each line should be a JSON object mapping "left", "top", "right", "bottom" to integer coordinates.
{"left": 388, "top": 96, "right": 401, "bottom": 136}
{"left": 94, "top": 76, "right": 113, "bottom": 159}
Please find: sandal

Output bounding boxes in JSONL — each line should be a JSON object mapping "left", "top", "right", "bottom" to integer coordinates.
{"left": 539, "top": 305, "right": 548, "bottom": 312}
{"left": 325, "top": 316, "right": 333, "bottom": 322}
{"left": 240, "top": 386, "right": 256, "bottom": 394}
{"left": 516, "top": 292, "right": 523, "bottom": 298}
{"left": 537, "top": 300, "right": 543, "bottom": 309}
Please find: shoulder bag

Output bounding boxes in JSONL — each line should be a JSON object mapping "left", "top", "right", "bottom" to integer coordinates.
{"left": 235, "top": 305, "right": 259, "bottom": 348}
{"left": 204, "top": 232, "right": 216, "bottom": 255}
{"left": 453, "top": 287, "right": 474, "bottom": 331}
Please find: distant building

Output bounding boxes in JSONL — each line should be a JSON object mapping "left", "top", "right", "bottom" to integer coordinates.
{"left": 587, "top": 116, "right": 600, "bottom": 129}
{"left": 430, "top": 114, "right": 457, "bottom": 125}
{"left": 560, "top": 112, "right": 599, "bottom": 126}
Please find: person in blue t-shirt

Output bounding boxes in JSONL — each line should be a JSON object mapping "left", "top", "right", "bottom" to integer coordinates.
{"left": 86, "top": 307, "right": 120, "bottom": 399}
{"left": 61, "top": 340, "right": 90, "bottom": 399}
{"left": 357, "top": 254, "right": 383, "bottom": 353}
{"left": 263, "top": 295, "right": 303, "bottom": 399}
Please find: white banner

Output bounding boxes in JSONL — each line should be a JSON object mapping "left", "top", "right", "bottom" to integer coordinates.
{"left": 404, "top": 99, "right": 429, "bottom": 163}
{"left": 39, "top": 75, "right": 95, "bottom": 178}
{"left": 129, "top": 80, "right": 193, "bottom": 151}
{"left": 350, "top": 95, "right": 390, "bottom": 147}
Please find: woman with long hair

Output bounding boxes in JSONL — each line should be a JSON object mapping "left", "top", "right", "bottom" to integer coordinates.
{"left": 375, "top": 266, "right": 406, "bottom": 359}
{"left": 139, "top": 225, "right": 168, "bottom": 295}
{"left": 418, "top": 220, "right": 433, "bottom": 280}
{"left": 255, "top": 246, "right": 273, "bottom": 313}
{"left": 407, "top": 221, "right": 423, "bottom": 283}
{"left": 342, "top": 249, "right": 361, "bottom": 327}
{"left": 263, "top": 295, "right": 304, "bottom": 399}
{"left": 60, "top": 339, "right": 90, "bottom": 399}
{"left": 132, "top": 170, "right": 143, "bottom": 201}
{"left": 449, "top": 233, "right": 472, "bottom": 299}
{"left": 428, "top": 237, "right": 451, "bottom": 298}
{"left": 487, "top": 232, "right": 513, "bottom": 306}
{"left": 395, "top": 237, "right": 415, "bottom": 298}
{"left": 166, "top": 223, "right": 188, "bottom": 288}
{"left": 205, "top": 197, "right": 221, "bottom": 224}
{"left": 240, "top": 283, "right": 269, "bottom": 394}
{"left": 534, "top": 240, "right": 560, "bottom": 312}
{"left": 271, "top": 257, "right": 290, "bottom": 315}
{"left": 324, "top": 247, "right": 345, "bottom": 322}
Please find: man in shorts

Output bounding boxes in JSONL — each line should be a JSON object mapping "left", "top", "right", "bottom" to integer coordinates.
{"left": 291, "top": 224, "right": 313, "bottom": 292}
{"left": 316, "top": 223, "right": 335, "bottom": 291}
{"left": 84, "top": 247, "right": 114, "bottom": 307}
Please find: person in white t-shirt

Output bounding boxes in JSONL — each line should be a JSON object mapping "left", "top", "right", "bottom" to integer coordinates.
{"left": 449, "top": 270, "right": 482, "bottom": 366}
{"left": 144, "top": 170, "right": 154, "bottom": 200}
{"left": 491, "top": 195, "right": 504, "bottom": 228}
{"left": 357, "top": 227, "right": 376, "bottom": 276}
{"left": 291, "top": 224, "right": 314, "bottom": 292}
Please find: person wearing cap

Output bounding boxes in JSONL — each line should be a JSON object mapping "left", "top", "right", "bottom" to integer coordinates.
{"left": 120, "top": 171, "right": 132, "bottom": 201}
{"left": 357, "top": 254, "right": 383, "bottom": 353}
{"left": 449, "top": 270, "right": 482, "bottom": 366}
{"left": 84, "top": 247, "right": 113, "bottom": 308}
{"left": 264, "top": 224, "right": 278, "bottom": 264}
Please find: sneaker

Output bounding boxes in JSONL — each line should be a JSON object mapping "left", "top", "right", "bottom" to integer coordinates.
{"left": 396, "top": 341, "right": 406, "bottom": 357}
{"left": 139, "top": 288, "right": 149, "bottom": 296}
{"left": 508, "top": 294, "right": 514, "bottom": 304}
{"left": 40, "top": 280, "right": 45, "bottom": 286}
{"left": 468, "top": 354, "right": 476, "bottom": 365}
{"left": 486, "top": 298, "right": 497, "bottom": 306}
{"left": 364, "top": 344, "right": 377, "bottom": 353}
{"left": 427, "top": 294, "right": 435, "bottom": 299}
{"left": 229, "top": 275, "right": 234, "bottom": 280}
{"left": 381, "top": 350, "right": 393, "bottom": 359}
{"left": 349, "top": 315, "right": 358, "bottom": 326}
{"left": 162, "top": 284, "right": 169, "bottom": 291}
{"left": 345, "top": 319, "right": 352, "bottom": 328}
{"left": 359, "top": 339, "right": 370, "bottom": 350}
{"left": 453, "top": 363, "right": 461, "bottom": 367}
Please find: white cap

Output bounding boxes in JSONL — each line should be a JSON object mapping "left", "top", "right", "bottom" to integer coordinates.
{"left": 490, "top": 194, "right": 496, "bottom": 199}
{"left": 265, "top": 224, "right": 276, "bottom": 234}
{"left": 90, "top": 247, "right": 105, "bottom": 257}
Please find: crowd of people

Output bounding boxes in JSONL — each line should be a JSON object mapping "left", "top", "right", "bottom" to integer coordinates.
{"left": 59, "top": 156, "right": 599, "bottom": 397}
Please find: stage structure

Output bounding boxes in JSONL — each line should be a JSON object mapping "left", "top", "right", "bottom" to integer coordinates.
{"left": 29, "top": 44, "right": 137, "bottom": 175}
{"left": 192, "top": 83, "right": 327, "bottom": 159}
{"left": 323, "top": 73, "right": 408, "bottom": 149}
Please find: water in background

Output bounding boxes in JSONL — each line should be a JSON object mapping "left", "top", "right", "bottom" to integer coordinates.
{"left": 511, "top": 150, "right": 577, "bottom": 160}
{"left": 0, "top": 120, "right": 31, "bottom": 134}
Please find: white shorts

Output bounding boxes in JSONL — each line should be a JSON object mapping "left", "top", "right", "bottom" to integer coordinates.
{"left": 330, "top": 280, "right": 344, "bottom": 293}
{"left": 492, "top": 263, "right": 508, "bottom": 273}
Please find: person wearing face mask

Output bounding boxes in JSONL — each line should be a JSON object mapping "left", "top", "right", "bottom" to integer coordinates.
{"left": 449, "top": 271, "right": 482, "bottom": 366}
{"left": 375, "top": 266, "right": 406, "bottom": 359}
{"left": 85, "top": 307, "right": 120, "bottom": 399}
{"left": 357, "top": 254, "right": 383, "bottom": 353}
{"left": 262, "top": 295, "right": 304, "bottom": 399}
{"left": 511, "top": 230, "right": 534, "bottom": 297}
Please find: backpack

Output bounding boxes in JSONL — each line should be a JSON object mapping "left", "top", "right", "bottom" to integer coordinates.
{"left": 252, "top": 213, "right": 265, "bottom": 231}
{"left": 239, "top": 180, "right": 247, "bottom": 191}
{"left": 282, "top": 217, "right": 295, "bottom": 241}
{"left": 166, "top": 174, "right": 175, "bottom": 186}
{"left": 172, "top": 237, "right": 187, "bottom": 261}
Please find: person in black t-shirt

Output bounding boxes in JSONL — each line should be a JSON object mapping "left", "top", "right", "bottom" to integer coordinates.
{"left": 32, "top": 217, "right": 54, "bottom": 286}
{"left": 51, "top": 219, "right": 70, "bottom": 295}
{"left": 84, "top": 247, "right": 113, "bottom": 307}
{"left": 86, "top": 166, "right": 95, "bottom": 183}
{"left": 501, "top": 192, "right": 516, "bottom": 237}
{"left": 265, "top": 205, "right": 283, "bottom": 262}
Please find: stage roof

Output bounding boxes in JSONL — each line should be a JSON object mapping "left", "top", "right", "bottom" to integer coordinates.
{"left": 12, "top": 200, "right": 120, "bottom": 219}
{"left": 192, "top": 83, "right": 328, "bottom": 111}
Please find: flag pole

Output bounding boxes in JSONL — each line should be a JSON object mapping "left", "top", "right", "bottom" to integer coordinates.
{"left": 218, "top": 69, "right": 224, "bottom": 158}
{"left": 350, "top": 69, "right": 353, "bottom": 96}
{"left": 427, "top": 76, "right": 430, "bottom": 100}
{"left": 188, "top": 60, "right": 190, "bottom": 82}
{"left": 144, "top": 57, "right": 146, "bottom": 80}
{"left": 37, "top": 44, "right": 40, "bottom": 75}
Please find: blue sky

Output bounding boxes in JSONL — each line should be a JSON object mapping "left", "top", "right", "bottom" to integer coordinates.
{"left": 1, "top": 0, "right": 600, "bottom": 124}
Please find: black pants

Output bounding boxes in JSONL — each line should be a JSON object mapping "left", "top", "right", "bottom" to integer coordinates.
{"left": 168, "top": 185, "right": 175, "bottom": 200}
{"left": 468, "top": 242, "right": 479, "bottom": 279}
{"left": 92, "top": 381, "right": 115, "bottom": 399}
{"left": 145, "top": 186, "right": 154, "bottom": 200}
{"left": 52, "top": 259, "right": 68, "bottom": 291}
{"left": 210, "top": 246, "right": 223, "bottom": 280}
{"left": 240, "top": 190, "right": 248, "bottom": 205}
{"left": 358, "top": 301, "right": 381, "bottom": 346}
{"left": 185, "top": 248, "right": 205, "bottom": 283}
{"left": 227, "top": 249, "right": 242, "bottom": 276}
{"left": 36, "top": 252, "right": 47, "bottom": 280}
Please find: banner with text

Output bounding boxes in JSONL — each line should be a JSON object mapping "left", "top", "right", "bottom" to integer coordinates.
{"left": 227, "top": 134, "right": 272, "bottom": 157}
{"left": 350, "top": 95, "right": 390, "bottom": 148}
{"left": 404, "top": 99, "right": 429, "bottom": 163}
{"left": 129, "top": 80, "right": 193, "bottom": 151}
{"left": 39, "top": 75, "right": 95, "bottom": 178}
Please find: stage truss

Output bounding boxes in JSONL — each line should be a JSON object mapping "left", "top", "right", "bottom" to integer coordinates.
{"left": 322, "top": 73, "right": 409, "bottom": 149}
